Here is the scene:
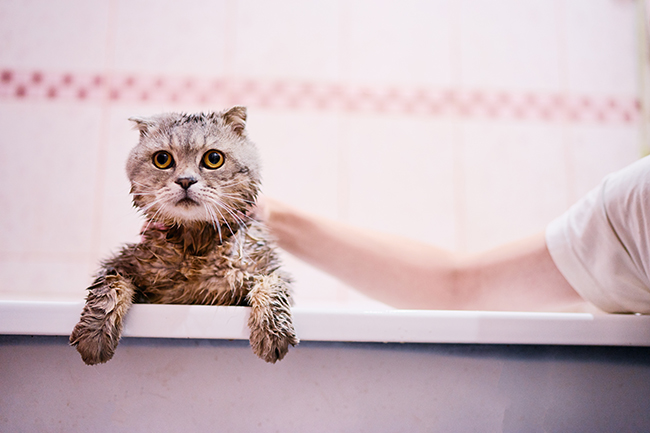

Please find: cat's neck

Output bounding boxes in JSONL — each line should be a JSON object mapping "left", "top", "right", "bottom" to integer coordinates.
{"left": 141, "top": 220, "right": 244, "bottom": 255}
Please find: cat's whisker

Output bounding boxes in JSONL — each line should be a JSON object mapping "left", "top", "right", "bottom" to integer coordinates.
{"left": 149, "top": 202, "right": 170, "bottom": 224}
{"left": 217, "top": 193, "right": 256, "bottom": 206}
{"left": 219, "top": 200, "right": 254, "bottom": 225}
{"left": 215, "top": 178, "right": 250, "bottom": 188}
{"left": 203, "top": 203, "right": 220, "bottom": 233}
{"left": 141, "top": 192, "right": 176, "bottom": 227}
{"left": 211, "top": 201, "right": 238, "bottom": 239}
{"left": 207, "top": 204, "right": 223, "bottom": 243}
{"left": 140, "top": 202, "right": 169, "bottom": 235}
{"left": 214, "top": 202, "right": 251, "bottom": 259}
{"left": 202, "top": 203, "right": 215, "bottom": 230}
{"left": 208, "top": 193, "right": 252, "bottom": 225}
{"left": 211, "top": 199, "right": 245, "bottom": 227}
{"left": 140, "top": 196, "right": 167, "bottom": 218}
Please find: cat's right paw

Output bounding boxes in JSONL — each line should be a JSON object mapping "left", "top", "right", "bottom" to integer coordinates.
{"left": 249, "top": 326, "right": 299, "bottom": 364}
{"left": 69, "top": 323, "right": 119, "bottom": 365}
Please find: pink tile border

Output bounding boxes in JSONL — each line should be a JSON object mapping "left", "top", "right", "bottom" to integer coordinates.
{"left": 0, "top": 68, "right": 640, "bottom": 125}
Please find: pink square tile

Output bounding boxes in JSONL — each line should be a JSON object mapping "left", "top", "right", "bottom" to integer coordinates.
{"left": 461, "top": 120, "right": 568, "bottom": 252}
{"left": 0, "top": 101, "right": 103, "bottom": 255}
{"left": 342, "top": 113, "right": 456, "bottom": 249}
{"left": 0, "top": 0, "right": 110, "bottom": 71}
{"left": 459, "top": 0, "right": 561, "bottom": 92}
{"left": 564, "top": 0, "right": 637, "bottom": 97}
{"left": 112, "top": 0, "right": 228, "bottom": 78}
{"left": 233, "top": 0, "right": 340, "bottom": 81}
{"left": 345, "top": 0, "right": 454, "bottom": 87}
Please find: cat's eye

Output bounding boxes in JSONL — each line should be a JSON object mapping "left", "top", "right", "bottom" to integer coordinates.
{"left": 202, "top": 150, "right": 225, "bottom": 169}
{"left": 152, "top": 151, "right": 174, "bottom": 169}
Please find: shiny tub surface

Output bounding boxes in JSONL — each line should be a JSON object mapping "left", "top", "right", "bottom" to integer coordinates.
{"left": 2, "top": 299, "right": 650, "bottom": 432}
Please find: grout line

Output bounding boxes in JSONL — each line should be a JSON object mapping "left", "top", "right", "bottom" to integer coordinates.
{"left": 336, "top": 0, "right": 350, "bottom": 305}
{"left": 336, "top": 0, "right": 350, "bottom": 224}
{"left": 89, "top": 0, "right": 119, "bottom": 262}
{"left": 338, "top": 0, "right": 349, "bottom": 85}
{"left": 451, "top": 119, "right": 467, "bottom": 253}
{"left": 556, "top": 0, "right": 576, "bottom": 208}
{"left": 223, "top": 0, "right": 237, "bottom": 80}
{"left": 637, "top": 0, "right": 650, "bottom": 157}
{"left": 0, "top": 252, "right": 95, "bottom": 263}
{"left": 450, "top": 0, "right": 467, "bottom": 253}
{"left": 336, "top": 113, "right": 350, "bottom": 223}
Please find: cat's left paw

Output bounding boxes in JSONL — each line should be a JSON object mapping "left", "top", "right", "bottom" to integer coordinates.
{"left": 246, "top": 273, "right": 299, "bottom": 363}
{"left": 70, "top": 322, "right": 119, "bottom": 365}
{"left": 249, "top": 326, "right": 299, "bottom": 363}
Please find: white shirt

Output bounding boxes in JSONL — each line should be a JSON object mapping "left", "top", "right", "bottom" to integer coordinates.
{"left": 546, "top": 156, "right": 650, "bottom": 313}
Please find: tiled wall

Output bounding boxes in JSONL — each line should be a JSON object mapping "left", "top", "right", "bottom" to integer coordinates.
{"left": 0, "top": 0, "right": 644, "bottom": 308}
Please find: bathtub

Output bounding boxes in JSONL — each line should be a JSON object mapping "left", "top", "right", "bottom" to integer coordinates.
{"left": 2, "top": 297, "right": 650, "bottom": 432}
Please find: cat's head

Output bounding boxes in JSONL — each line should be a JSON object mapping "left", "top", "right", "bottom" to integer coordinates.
{"left": 126, "top": 106, "right": 261, "bottom": 229}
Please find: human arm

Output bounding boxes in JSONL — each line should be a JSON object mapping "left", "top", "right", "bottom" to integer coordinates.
{"left": 258, "top": 198, "right": 589, "bottom": 312}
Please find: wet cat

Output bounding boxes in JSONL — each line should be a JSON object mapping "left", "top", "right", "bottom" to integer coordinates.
{"left": 70, "top": 106, "right": 298, "bottom": 364}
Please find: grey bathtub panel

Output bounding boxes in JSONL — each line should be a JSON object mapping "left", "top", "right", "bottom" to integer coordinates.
{"left": 1, "top": 336, "right": 649, "bottom": 432}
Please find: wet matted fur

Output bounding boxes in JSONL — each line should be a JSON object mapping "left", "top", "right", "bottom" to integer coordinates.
{"left": 70, "top": 106, "right": 298, "bottom": 364}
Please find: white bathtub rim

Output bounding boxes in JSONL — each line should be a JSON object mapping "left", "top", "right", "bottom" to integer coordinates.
{"left": 1, "top": 299, "right": 650, "bottom": 346}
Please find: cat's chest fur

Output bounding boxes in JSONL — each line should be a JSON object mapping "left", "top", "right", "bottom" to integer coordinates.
{"left": 106, "top": 221, "right": 276, "bottom": 306}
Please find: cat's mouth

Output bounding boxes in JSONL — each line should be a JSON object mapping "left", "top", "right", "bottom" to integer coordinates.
{"left": 176, "top": 197, "right": 200, "bottom": 207}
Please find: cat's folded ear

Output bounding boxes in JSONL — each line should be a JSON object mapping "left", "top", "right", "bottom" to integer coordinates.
{"left": 128, "top": 116, "right": 157, "bottom": 137}
{"left": 222, "top": 106, "right": 247, "bottom": 136}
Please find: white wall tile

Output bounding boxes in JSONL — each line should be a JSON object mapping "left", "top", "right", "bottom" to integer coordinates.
{"left": 461, "top": 120, "right": 568, "bottom": 252}
{"left": 247, "top": 108, "right": 341, "bottom": 219}
{"left": 232, "top": 0, "right": 341, "bottom": 81}
{"left": 96, "top": 106, "right": 148, "bottom": 260}
{"left": 344, "top": 0, "right": 454, "bottom": 87}
{"left": 281, "top": 252, "right": 392, "bottom": 309}
{"left": 337, "top": 285, "right": 393, "bottom": 309}
{"left": 112, "top": 0, "right": 228, "bottom": 77}
{"left": 0, "top": 259, "right": 90, "bottom": 297}
{"left": 567, "top": 124, "right": 641, "bottom": 201}
{"left": 0, "top": 0, "right": 110, "bottom": 71}
{"left": 279, "top": 252, "right": 343, "bottom": 307}
{"left": 459, "top": 0, "right": 562, "bottom": 92}
{"left": 564, "top": 0, "right": 638, "bottom": 96}
{"left": 0, "top": 0, "right": 644, "bottom": 310}
{"left": 0, "top": 101, "right": 103, "bottom": 255}
{"left": 342, "top": 113, "right": 456, "bottom": 249}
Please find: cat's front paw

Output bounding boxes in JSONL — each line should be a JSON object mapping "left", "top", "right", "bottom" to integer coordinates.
{"left": 70, "top": 272, "right": 135, "bottom": 365}
{"left": 249, "top": 326, "right": 299, "bottom": 363}
{"left": 246, "top": 274, "right": 299, "bottom": 363}
{"left": 69, "top": 322, "right": 119, "bottom": 365}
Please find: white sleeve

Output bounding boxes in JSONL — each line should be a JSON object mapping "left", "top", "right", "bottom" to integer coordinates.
{"left": 545, "top": 156, "right": 650, "bottom": 313}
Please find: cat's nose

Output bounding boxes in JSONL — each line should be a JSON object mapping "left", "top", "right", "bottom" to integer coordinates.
{"left": 175, "top": 177, "right": 197, "bottom": 190}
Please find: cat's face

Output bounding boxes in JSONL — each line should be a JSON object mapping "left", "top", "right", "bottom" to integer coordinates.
{"left": 126, "top": 107, "right": 261, "bottom": 228}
